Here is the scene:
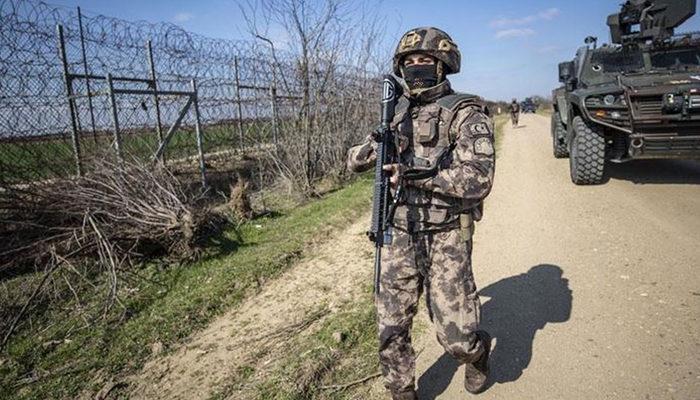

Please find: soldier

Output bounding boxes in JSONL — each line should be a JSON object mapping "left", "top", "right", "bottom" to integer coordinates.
{"left": 509, "top": 98, "right": 520, "bottom": 127}
{"left": 347, "top": 27, "right": 495, "bottom": 399}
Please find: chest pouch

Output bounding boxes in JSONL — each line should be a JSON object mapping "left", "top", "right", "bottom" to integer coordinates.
{"left": 419, "top": 119, "right": 438, "bottom": 144}
{"left": 415, "top": 110, "right": 440, "bottom": 144}
{"left": 402, "top": 142, "right": 456, "bottom": 181}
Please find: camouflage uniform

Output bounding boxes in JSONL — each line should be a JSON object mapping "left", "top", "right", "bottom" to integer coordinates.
{"left": 347, "top": 27, "right": 495, "bottom": 395}
{"left": 509, "top": 100, "right": 520, "bottom": 126}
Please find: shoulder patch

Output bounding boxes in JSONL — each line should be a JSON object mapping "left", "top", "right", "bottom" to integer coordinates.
{"left": 469, "top": 122, "right": 491, "bottom": 136}
{"left": 474, "top": 137, "right": 494, "bottom": 156}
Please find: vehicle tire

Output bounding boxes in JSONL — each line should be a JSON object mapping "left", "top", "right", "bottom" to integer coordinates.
{"left": 569, "top": 116, "right": 605, "bottom": 185}
{"left": 551, "top": 112, "right": 569, "bottom": 159}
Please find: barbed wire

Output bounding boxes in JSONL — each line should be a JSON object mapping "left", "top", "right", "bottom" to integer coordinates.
{"left": 0, "top": 0, "right": 377, "bottom": 184}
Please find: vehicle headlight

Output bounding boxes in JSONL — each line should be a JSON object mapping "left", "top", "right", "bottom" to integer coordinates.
{"left": 603, "top": 94, "right": 616, "bottom": 105}
{"left": 662, "top": 93, "right": 683, "bottom": 113}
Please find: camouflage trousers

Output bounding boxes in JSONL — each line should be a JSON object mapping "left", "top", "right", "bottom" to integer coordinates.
{"left": 376, "top": 226, "right": 484, "bottom": 393}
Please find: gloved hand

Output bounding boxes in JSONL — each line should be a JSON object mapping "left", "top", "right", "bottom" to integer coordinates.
{"left": 382, "top": 163, "right": 405, "bottom": 189}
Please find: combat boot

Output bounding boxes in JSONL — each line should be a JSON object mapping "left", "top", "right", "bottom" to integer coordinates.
{"left": 391, "top": 389, "right": 418, "bottom": 400}
{"left": 464, "top": 330, "right": 491, "bottom": 394}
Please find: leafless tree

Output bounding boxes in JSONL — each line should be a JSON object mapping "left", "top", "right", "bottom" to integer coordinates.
{"left": 239, "top": 0, "right": 389, "bottom": 195}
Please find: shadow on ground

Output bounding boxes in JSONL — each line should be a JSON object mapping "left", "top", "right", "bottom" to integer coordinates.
{"left": 417, "top": 264, "right": 572, "bottom": 399}
{"left": 201, "top": 211, "right": 284, "bottom": 260}
{"left": 605, "top": 159, "right": 700, "bottom": 185}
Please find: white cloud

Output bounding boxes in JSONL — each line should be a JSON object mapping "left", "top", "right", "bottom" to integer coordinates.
{"left": 173, "top": 12, "right": 194, "bottom": 23}
{"left": 538, "top": 8, "right": 560, "bottom": 20}
{"left": 495, "top": 28, "right": 535, "bottom": 39}
{"left": 490, "top": 8, "right": 560, "bottom": 28}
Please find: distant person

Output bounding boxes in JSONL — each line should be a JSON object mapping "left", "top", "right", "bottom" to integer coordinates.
{"left": 347, "top": 27, "right": 495, "bottom": 400}
{"left": 509, "top": 98, "right": 520, "bottom": 127}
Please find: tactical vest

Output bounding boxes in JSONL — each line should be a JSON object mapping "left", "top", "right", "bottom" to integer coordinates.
{"left": 390, "top": 93, "right": 486, "bottom": 232}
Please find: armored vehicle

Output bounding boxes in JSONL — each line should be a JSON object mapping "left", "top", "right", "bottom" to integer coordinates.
{"left": 521, "top": 97, "right": 538, "bottom": 113}
{"left": 552, "top": 0, "right": 700, "bottom": 184}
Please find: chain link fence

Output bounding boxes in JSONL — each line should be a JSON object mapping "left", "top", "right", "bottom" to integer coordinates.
{"left": 0, "top": 0, "right": 377, "bottom": 189}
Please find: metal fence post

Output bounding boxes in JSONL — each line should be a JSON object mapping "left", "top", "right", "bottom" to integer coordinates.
{"left": 233, "top": 56, "right": 245, "bottom": 148}
{"left": 191, "top": 79, "right": 208, "bottom": 188}
{"left": 106, "top": 73, "right": 123, "bottom": 160}
{"left": 270, "top": 85, "right": 279, "bottom": 145}
{"left": 147, "top": 40, "right": 164, "bottom": 160}
{"left": 57, "top": 24, "right": 83, "bottom": 177}
{"left": 77, "top": 7, "right": 97, "bottom": 144}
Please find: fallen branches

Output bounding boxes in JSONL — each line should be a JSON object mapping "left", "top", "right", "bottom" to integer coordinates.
{"left": 0, "top": 159, "right": 225, "bottom": 350}
{"left": 0, "top": 160, "right": 213, "bottom": 273}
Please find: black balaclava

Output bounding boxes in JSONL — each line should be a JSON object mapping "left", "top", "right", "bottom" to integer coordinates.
{"left": 403, "top": 64, "right": 439, "bottom": 92}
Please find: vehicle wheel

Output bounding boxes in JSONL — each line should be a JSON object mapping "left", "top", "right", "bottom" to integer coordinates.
{"left": 551, "top": 112, "right": 569, "bottom": 159}
{"left": 569, "top": 116, "right": 605, "bottom": 185}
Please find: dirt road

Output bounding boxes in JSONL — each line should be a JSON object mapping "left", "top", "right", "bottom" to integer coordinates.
{"left": 414, "top": 113, "right": 700, "bottom": 399}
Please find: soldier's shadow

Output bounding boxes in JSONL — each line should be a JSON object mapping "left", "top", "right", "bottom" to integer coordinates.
{"left": 417, "top": 264, "right": 572, "bottom": 398}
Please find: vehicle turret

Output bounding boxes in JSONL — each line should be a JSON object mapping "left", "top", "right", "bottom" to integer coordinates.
{"left": 607, "top": 0, "right": 696, "bottom": 44}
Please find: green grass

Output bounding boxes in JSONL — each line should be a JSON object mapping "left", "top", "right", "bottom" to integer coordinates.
{"left": 0, "top": 175, "right": 373, "bottom": 400}
{"left": 536, "top": 107, "right": 554, "bottom": 117}
{"left": 493, "top": 114, "right": 507, "bottom": 153}
{"left": 0, "top": 121, "right": 274, "bottom": 183}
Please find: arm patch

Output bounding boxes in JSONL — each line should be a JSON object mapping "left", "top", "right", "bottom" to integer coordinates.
{"left": 474, "top": 137, "right": 494, "bottom": 156}
{"left": 469, "top": 122, "right": 491, "bottom": 136}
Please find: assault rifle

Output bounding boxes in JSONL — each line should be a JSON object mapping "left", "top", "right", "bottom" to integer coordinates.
{"left": 368, "top": 75, "right": 403, "bottom": 296}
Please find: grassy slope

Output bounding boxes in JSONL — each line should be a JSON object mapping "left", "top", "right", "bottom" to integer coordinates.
{"left": 1, "top": 176, "right": 373, "bottom": 400}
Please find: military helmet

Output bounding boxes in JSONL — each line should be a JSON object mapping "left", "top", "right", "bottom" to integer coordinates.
{"left": 393, "top": 27, "right": 461, "bottom": 76}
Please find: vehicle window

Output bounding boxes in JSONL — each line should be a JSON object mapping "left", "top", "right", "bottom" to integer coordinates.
{"left": 650, "top": 49, "right": 700, "bottom": 69}
{"left": 590, "top": 49, "right": 644, "bottom": 73}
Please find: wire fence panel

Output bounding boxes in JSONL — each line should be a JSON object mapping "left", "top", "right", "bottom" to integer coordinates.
{"left": 0, "top": 0, "right": 377, "bottom": 188}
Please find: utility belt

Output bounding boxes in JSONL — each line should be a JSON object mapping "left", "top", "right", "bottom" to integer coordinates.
{"left": 390, "top": 185, "right": 482, "bottom": 238}
{"left": 391, "top": 205, "right": 477, "bottom": 240}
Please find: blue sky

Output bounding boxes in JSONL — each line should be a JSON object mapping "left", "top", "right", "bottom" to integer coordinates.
{"left": 47, "top": 0, "right": 700, "bottom": 101}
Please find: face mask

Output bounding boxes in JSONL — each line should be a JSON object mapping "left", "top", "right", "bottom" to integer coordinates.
{"left": 403, "top": 64, "right": 439, "bottom": 91}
